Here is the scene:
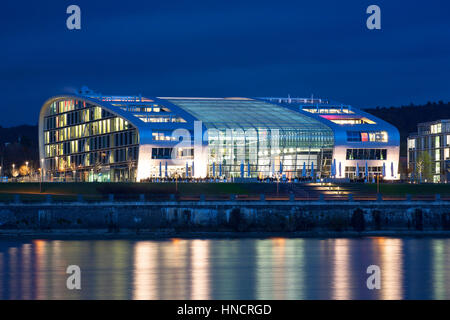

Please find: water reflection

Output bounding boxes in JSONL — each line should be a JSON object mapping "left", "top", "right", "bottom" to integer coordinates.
{"left": 0, "top": 238, "right": 449, "bottom": 299}
{"left": 332, "top": 239, "right": 351, "bottom": 300}
{"left": 133, "top": 241, "right": 158, "bottom": 300}
{"left": 432, "top": 239, "right": 450, "bottom": 300}
{"left": 191, "top": 240, "right": 210, "bottom": 299}
{"left": 372, "top": 238, "right": 403, "bottom": 299}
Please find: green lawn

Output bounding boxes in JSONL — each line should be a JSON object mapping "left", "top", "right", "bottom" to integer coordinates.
{"left": 0, "top": 182, "right": 448, "bottom": 202}
{"left": 0, "top": 182, "right": 278, "bottom": 202}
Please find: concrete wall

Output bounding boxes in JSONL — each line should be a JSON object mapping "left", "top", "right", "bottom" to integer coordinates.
{"left": 1, "top": 201, "right": 450, "bottom": 232}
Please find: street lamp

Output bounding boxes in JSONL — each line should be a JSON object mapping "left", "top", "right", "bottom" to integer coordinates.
{"left": 78, "top": 164, "right": 82, "bottom": 182}
{"left": 55, "top": 156, "right": 58, "bottom": 182}
{"left": 40, "top": 158, "right": 44, "bottom": 192}
{"left": 12, "top": 164, "right": 15, "bottom": 180}
{"left": 25, "top": 161, "right": 29, "bottom": 181}
{"left": 40, "top": 158, "right": 44, "bottom": 181}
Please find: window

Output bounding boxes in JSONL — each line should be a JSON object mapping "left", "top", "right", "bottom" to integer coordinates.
{"left": 408, "top": 138, "right": 416, "bottom": 149}
{"left": 303, "top": 107, "right": 354, "bottom": 114}
{"left": 346, "top": 131, "right": 361, "bottom": 142}
{"left": 325, "top": 118, "right": 375, "bottom": 125}
{"left": 346, "top": 149, "right": 387, "bottom": 160}
{"left": 435, "top": 136, "right": 440, "bottom": 148}
{"left": 152, "top": 132, "right": 178, "bottom": 141}
{"left": 151, "top": 148, "right": 174, "bottom": 159}
{"left": 347, "top": 131, "right": 388, "bottom": 142}
{"left": 431, "top": 123, "right": 442, "bottom": 134}
{"left": 368, "top": 132, "right": 388, "bottom": 142}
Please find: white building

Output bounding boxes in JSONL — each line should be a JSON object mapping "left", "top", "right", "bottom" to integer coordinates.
{"left": 38, "top": 90, "right": 400, "bottom": 181}
{"left": 407, "top": 119, "right": 450, "bottom": 183}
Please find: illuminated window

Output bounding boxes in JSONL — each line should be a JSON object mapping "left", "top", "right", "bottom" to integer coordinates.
{"left": 346, "top": 149, "right": 387, "bottom": 160}
{"left": 322, "top": 116, "right": 376, "bottom": 125}
{"left": 368, "top": 132, "right": 387, "bottom": 142}
{"left": 302, "top": 107, "right": 354, "bottom": 114}
{"left": 361, "top": 132, "right": 368, "bottom": 142}
{"left": 435, "top": 136, "right": 440, "bottom": 148}
{"left": 431, "top": 123, "right": 442, "bottom": 134}
{"left": 347, "top": 131, "right": 388, "bottom": 142}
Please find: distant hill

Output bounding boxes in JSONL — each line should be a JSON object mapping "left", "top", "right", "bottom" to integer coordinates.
{"left": 0, "top": 101, "right": 448, "bottom": 171}
{"left": 364, "top": 101, "right": 450, "bottom": 156}
{"left": 0, "top": 125, "right": 39, "bottom": 173}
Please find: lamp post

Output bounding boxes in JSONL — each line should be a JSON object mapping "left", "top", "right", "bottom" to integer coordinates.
{"left": 55, "top": 156, "right": 58, "bottom": 182}
{"left": 40, "top": 159, "right": 44, "bottom": 193}
{"left": 25, "top": 161, "right": 29, "bottom": 182}
{"left": 40, "top": 158, "right": 44, "bottom": 181}
{"left": 276, "top": 173, "right": 279, "bottom": 197}
{"left": 377, "top": 173, "right": 380, "bottom": 195}
{"left": 12, "top": 164, "right": 15, "bottom": 181}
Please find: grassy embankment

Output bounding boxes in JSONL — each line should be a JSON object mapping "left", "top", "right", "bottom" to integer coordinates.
{"left": 0, "top": 182, "right": 278, "bottom": 202}
{"left": 0, "top": 182, "right": 449, "bottom": 202}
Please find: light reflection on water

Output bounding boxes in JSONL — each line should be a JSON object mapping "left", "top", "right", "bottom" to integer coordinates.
{"left": 0, "top": 237, "right": 450, "bottom": 300}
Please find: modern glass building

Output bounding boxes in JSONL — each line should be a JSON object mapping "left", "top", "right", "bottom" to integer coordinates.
{"left": 39, "top": 89, "right": 400, "bottom": 181}
{"left": 407, "top": 119, "right": 450, "bottom": 183}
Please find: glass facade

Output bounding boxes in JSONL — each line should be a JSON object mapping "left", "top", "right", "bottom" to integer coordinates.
{"left": 168, "top": 99, "right": 334, "bottom": 178}
{"left": 43, "top": 99, "right": 139, "bottom": 182}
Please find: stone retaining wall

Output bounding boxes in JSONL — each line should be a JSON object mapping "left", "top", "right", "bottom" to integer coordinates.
{"left": 0, "top": 201, "right": 449, "bottom": 232}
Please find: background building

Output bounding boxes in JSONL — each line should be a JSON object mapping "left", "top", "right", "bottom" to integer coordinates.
{"left": 39, "top": 89, "right": 400, "bottom": 182}
{"left": 407, "top": 119, "right": 450, "bottom": 183}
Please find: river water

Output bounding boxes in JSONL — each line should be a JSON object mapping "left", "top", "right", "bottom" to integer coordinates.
{"left": 0, "top": 237, "right": 449, "bottom": 300}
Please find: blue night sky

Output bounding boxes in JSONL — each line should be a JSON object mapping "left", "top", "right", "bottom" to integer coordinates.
{"left": 0, "top": 0, "right": 449, "bottom": 126}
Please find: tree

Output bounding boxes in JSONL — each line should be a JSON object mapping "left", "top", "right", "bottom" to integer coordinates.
{"left": 127, "top": 159, "right": 135, "bottom": 182}
{"left": 416, "top": 151, "right": 432, "bottom": 182}
{"left": 19, "top": 165, "right": 30, "bottom": 176}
